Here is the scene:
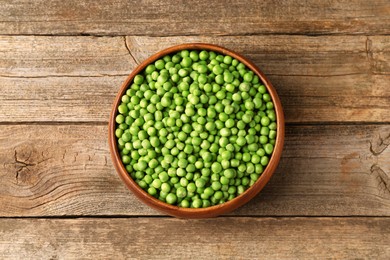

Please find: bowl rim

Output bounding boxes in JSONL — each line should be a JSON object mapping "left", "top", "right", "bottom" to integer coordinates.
{"left": 109, "top": 43, "right": 285, "bottom": 218}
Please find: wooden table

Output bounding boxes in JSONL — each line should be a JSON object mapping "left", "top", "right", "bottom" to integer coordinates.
{"left": 1, "top": 1, "right": 389, "bottom": 259}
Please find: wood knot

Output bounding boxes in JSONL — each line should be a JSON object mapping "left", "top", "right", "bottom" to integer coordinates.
{"left": 370, "top": 164, "right": 390, "bottom": 194}
{"left": 369, "top": 131, "right": 390, "bottom": 156}
{"left": 11, "top": 146, "right": 50, "bottom": 185}
{"left": 13, "top": 150, "right": 35, "bottom": 184}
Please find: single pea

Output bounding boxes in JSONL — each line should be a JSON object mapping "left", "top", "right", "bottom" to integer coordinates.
{"left": 223, "top": 55, "right": 232, "bottom": 64}
{"left": 220, "top": 128, "right": 232, "bottom": 137}
{"left": 243, "top": 72, "right": 253, "bottom": 83}
{"left": 232, "top": 93, "right": 242, "bottom": 102}
{"left": 155, "top": 59, "right": 165, "bottom": 70}
{"left": 192, "top": 199, "right": 203, "bottom": 208}
{"left": 245, "top": 100, "right": 255, "bottom": 111}
{"left": 203, "top": 187, "right": 214, "bottom": 197}
{"left": 259, "top": 136, "right": 268, "bottom": 144}
{"left": 255, "top": 164, "right": 264, "bottom": 174}
{"left": 134, "top": 75, "right": 144, "bottom": 85}
{"left": 148, "top": 187, "right": 157, "bottom": 196}
{"left": 263, "top": 93, "right": 271, "bottom": 102}
{"left": 214, "top": 191, "right": 223, "bottom": 200}
{"left": 202, "top": 200, "right": 211, "bottom": 208}
{"left": 261, "top": 116, "right": 270, "bottom": 126}
{"left": 212, "top": 65, "right": 223, "bottom": 75}
{"left": 239, "top": 82, "right": 250, "bottom": 92}
{"left": 178, "top": 68, "right": 189, "bottom": 77}
{"left": 237, "top": 185, "right": 245, "bottom": 195}
{"left": 224, "top": 72, "right": 234, "bottom": 83}
{"left": 181, "top": 57, "right": 193, "bottom": 68}
{"left": 166, "top": 193, "right": 177, "bottom": 204}
{"left": 197, "top": 64, "right": 208, "bottom": 73}
{"left": 152, "top": 179, "right": 162, "bottom": 189}
{"left": 189, "top": 51, "right": 199, "bottom": 61}
{"left": 228, "top": 186, "right": 237, "bottom": 195}
{"left": 115, "top": 128, "right": 123, "bottom": 138}
{"left": 187, "top": 182, "right": 196, "bottom": 193}
{"left": 260, "top": 156, "right": 269, "bottom": 166}
{"left": 215, "top": 74, "right": 224, "bottom": 84}
{"left": 211, "top": 181, "right": 222, "bottom": 191}
{"left": 177, "top": 187, "right": 187, "bottom": 198}
{"left": 161, "top": 182, "right": 171, "bottom": 193}
{"left": 236, "top": 136, "right": 247, "bottom": 146}
{"left": 219, "top": 137, "right": 229, "bottom": 148}
{"left": 264, "top": 143, "right": 274, "bottom": 154}
{"left": 149, "top": 158, "right": 159, "bottom": 169}
{"left": 199, "top": 51, "right": 209, "bottom": 60}
{"left": 122, "top": 155, "right": 131, "bottom": 164}
{"left": 118, "top": 104, "right": 128, "bottom": 115}
{"left": 269, "top": 130, "right": 277, "bottom": 140}
{"left": 224, "top": 169, "right": 236, "bottom": 179}
{"left": 195, "top": 178, "right": 206, "bottom": 188}
{"left": 179, "top": 176, "right": 189, "bottom": 187}
{"left": 145, "top": 64, "right": 156, "bottom": 74}
{"left": 159, "top": 171, "right": 169, "bottom": 182}
{"left": 181, "top": 199, "right": 190, "bottom": 208}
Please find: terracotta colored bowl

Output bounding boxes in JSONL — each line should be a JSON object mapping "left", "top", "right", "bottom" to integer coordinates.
{"left": 109, "top": 43, "right": 285, "bottom": 218}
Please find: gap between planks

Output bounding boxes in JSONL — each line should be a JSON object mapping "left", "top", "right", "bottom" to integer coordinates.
{"left": 1, "top": 33, "right": 390, "bottom": 37}
{"left": 1, "top": 215, "right": 390, "bottom": 220}
{"left": 0, "top": 122, "right": 389, "bottom": 126}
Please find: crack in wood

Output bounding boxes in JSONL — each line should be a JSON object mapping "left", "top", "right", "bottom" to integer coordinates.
{"left": 2, "top": 32, "right": 390, "bottom": 37}
{"left": 73, "top": 152, "right": 78, "bottom": 163}
{"left": 104, "top": 155, "right": 108, "bottom": 166}
{"left": 123, "top": 36, "right": 140, "bottom": 65}
{"left": 365, "top": 36, "right": 375, "bottom": 74}
{"left": 365, "top": 36, "right": 373, "bottom": 61}
{"left": 369, "top": 132, "right": 390, "bottom": 156}
{"left": 61, "top": 149, "right": 67, "bottom": 163}
{"left": 371, "top": 165, "right": 390, "bottom": 194}
{"left": 13, "top": 150, "right": 36, "bottom": 183}
{"left": 0, "top": 74, "right": 128, "bottom": 79}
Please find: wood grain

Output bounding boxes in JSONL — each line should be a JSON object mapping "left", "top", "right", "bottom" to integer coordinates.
{"left": 0, "top": 217, "right": 389, "bottom": 259}
{"left": 1, "top": 124, "right": 389, "bottom": 217}
{"left": 1, "top": 0, "right": 389, "bottom": 36}
{"left": 0, "top": 36, "right": 135, "bottom": 77}
{"left": 1, "top": 35, "right": 389, "bottom": 123}
{"left": 2, "top": 1, "right": 389, "bottom": 258}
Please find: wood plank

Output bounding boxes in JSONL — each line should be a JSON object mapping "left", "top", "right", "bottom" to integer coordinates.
{"left": 0, "top": 77, "right": 122, "bottom": 123}
{"left": 0, "top": 0, "right": 389, "bottom": 36}
{"left": 0, "top": 217, "right": 389, "bottom": 259}
{"left": 0, "top": 36, "right": 135, "bottom": 77}
{"left": 1, "top": 35, "right": 389, "bottom": 123}
{"left": 0, "top": 124, "right": 389, "bottom": 217}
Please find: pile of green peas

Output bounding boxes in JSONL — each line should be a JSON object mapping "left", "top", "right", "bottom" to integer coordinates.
{"left": 115, "top": 49, "right": 277, "bottom": 208}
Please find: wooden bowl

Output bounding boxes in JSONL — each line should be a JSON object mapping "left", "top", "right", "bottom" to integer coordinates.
{"left": 109, "top": 43, "right": 285, "bottom": 218}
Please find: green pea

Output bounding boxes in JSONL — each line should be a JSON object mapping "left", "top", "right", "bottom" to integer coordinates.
{"left": 264, "top": 143, "right": 274, "bottom": 154}
{"left": 260, "top": 156, "right": 269, "bottom": 166}
{"left": 177, "top": 187, "right": 187, "bottom": 198}
{"left": 116, "top": 49, "right": 278, "bottom": 208}
{"left": 166, "top": 193, "right": 177, "bottom": 204}
{"left": 211, "top": 181, "right": 222, "bottom": 191}
{"left": 155, "top": 59, "right": 165, "bottom": 70}
{"left": 187, "top": 183, "right": 196, "bottom": 193}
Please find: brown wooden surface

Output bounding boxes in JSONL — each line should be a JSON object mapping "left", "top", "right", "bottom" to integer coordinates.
{"left": 1, "top": 124, "right": 389, "bottom": 217}
{"left": 1, "top": 0, "right": 389, "bottom": 36}
{"left": 1, "top": 0, "right": 390, "bottom": 258}
{"left": 0, "top": 218, "right": 389, "bottom": 259}
{"left": 0, "top": 36, "right": 389, "bottom": 123}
